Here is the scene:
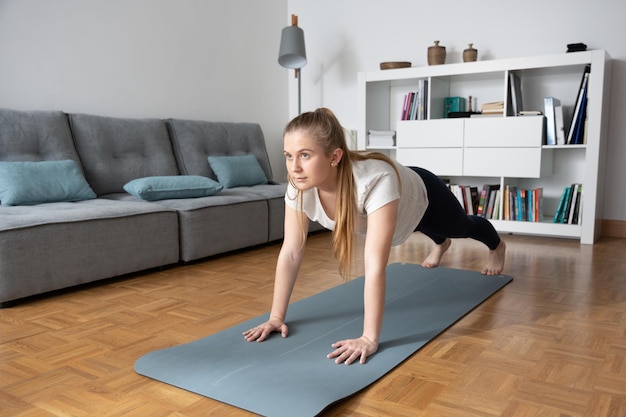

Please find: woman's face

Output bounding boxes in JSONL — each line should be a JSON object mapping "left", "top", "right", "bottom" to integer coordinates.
{"left": 283, "top": 129, "right": 341, "bottom": 191}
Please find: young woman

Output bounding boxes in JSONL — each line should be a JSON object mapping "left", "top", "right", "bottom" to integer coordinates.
{"left": 243, "top": 108, "right": 505, "bottom": 365}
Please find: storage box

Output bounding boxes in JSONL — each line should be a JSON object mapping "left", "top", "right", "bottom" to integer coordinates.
{"left": 444, "top": 97, "right": 466, "bottom": 118}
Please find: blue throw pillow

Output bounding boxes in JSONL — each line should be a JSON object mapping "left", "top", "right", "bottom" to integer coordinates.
{"left": 123, "top": 175, "right": 223, "bottom": 201}
{"left": 0, "top": 160, "right": 96, "bottom": 206}
{"left": 208, "top": 154, "right": 268, "bottom": 188}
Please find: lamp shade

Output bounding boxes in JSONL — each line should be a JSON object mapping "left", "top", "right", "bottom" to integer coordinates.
{"left": 278, "top": 25, "right": 307, "bottom": 69}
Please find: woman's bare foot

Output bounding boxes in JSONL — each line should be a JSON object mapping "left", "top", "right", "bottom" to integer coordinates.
{"left": 481, "top": 240, "right": 506, "bottom": 275}
{"left": 422, "top": 238, "right": 451, "bottom": 268}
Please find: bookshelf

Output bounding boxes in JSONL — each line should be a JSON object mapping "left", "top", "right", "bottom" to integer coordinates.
{"left": 357, "top": 50, "right": 612, "bottom": 244}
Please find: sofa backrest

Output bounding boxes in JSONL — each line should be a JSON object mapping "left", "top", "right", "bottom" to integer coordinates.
{"left": 0, "top": 108, "right": 84, "bottom": 168}
{"left": 167, "top": 119, "right": 274, "bottom": 181}
{"left": 69, "top": 113, "right": 180, "bottom": 196}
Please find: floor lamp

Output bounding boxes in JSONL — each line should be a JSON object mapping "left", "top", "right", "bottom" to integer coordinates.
{"left": 278, "top": 14, "right": 307, "bottom": 115}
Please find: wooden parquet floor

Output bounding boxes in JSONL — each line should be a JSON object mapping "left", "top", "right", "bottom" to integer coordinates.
{"left": 1, "top": 231, "right": 625, "bottom": 417}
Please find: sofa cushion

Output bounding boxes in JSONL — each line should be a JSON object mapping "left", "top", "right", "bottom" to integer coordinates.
{"left": 0, "top": 199, "right": 179, "bottom": 304}
{"left": 0, "top": 160, "right": 96, "bottom": 206}
{"left": 167, "top": 119, "right": 274, "bottom": 181}
{"left": 124, "top": 175, "right": 223, "bottom": 201}
{"left": 69, "top": 113, "right": 179, "bottom": 196}
{"left": 208, "top": 154, "right": 268, "bottom": 188}
{"left": 0, "top": 108, "right": 84, "bottom": 166}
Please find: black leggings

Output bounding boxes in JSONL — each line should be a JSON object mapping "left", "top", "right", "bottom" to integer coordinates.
{"left": 410, "top": 167, "right": 501, "bottom": 250}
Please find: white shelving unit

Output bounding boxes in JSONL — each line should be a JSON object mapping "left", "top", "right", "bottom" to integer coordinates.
{"left": 357, "top": 50, "right": 612, "bottom": 244}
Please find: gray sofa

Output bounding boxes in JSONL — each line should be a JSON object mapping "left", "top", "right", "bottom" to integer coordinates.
{"left": 0, "top": 108, "right": 307, "bottom": 307}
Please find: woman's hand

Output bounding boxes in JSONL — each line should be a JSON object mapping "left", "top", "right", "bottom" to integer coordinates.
{"left": 327, "top": 336, "right": 378, "bottom": 365}
{"left": 243, "top": 317, "right": 288, "bottom": 342}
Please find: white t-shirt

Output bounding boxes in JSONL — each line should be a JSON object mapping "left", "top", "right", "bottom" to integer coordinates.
{"left": 285, "top": 159, "right": 428, "bottom": 246}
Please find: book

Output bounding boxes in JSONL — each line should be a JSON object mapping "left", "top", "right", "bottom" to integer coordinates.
{"left": 544, "top": 97, "right": 561, "bottom": 146}
{"left": 470, "top": 186, "right": 479, "bottom": 215}
{"left": 508, "top": 72, "right": 523, "bottom": 116}
{"left": 570, "top": 184, "right": 583, "bottom": 224}
{"left": 463, "top": 185, "right": 474, "bottom": 215}
{"left": 554, "top": 104, "right": 565, "bottom": 145}
{"left": 533, "top": 188, "right": 544, "bottom": 222}
{"left": 553, "top": 186, "right": 569, "bottom": 223}
{"left": 567, "top": 65, "right": 591, "bottom": 144}
{"left": 417, "top": 79, "right": 428, "bottom": 120}
{"left": 492, "top": 189, "right": 501, "bottom": 220}
{"left": 560, "top": 184, "right": 577, "bottom": 223}
{"left": 485, "top": 186, "right": 501, "bottom": 219}
{"left": 476, "top": 185, "right": 488, "bottom": 217}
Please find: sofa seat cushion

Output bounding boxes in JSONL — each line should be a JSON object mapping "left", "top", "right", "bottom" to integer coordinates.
{"left": 0, "top": 160, "right": 97, "bottom": 206}
{"left": 0, "top": 199, "right": 179, "bottom": 304}
{"left": 69, "top": 113, "right": 180, "bottom": 196}
{"left": 0, "top": 198, "right": 176, "bottom": 231}
{"left": 124, "top": 175, "right": 223, "bottom": 201}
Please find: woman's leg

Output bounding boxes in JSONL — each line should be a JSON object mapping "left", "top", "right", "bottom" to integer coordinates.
{"left": 410, "top": 167, "right": 505, "bottom": 274}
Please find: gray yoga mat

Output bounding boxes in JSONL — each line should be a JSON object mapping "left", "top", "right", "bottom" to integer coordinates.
{"left": 135, "top": 263, "right": 512, "bottom": 416}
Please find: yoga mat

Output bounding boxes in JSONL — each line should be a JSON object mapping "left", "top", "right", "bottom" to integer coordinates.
{"left": 135, "top": 263, "right": 512, "bottom": 416}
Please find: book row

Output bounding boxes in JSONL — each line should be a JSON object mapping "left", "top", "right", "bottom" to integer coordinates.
{"left": 400, "top": 79, "right": 428, "bottom": 120}
{"left": 448, "top": 184, "right": 546, "bottom": 222}
{"left": 553, "top": 183, "right": 583, "bottom": 224}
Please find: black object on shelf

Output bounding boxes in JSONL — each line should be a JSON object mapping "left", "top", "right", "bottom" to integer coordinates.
{"left": 567, "top": 43, "right": 587, "bottom": 53}
{"left": 448, "top": 111, "right": 480, "bottom": 118}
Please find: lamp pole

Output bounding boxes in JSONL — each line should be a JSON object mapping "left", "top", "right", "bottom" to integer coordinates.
{"left": 278, "top": 14, "right": 307, "bottom": 115}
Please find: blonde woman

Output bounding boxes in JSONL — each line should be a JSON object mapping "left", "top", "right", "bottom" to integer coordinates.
{"left": 243, "top": 108, "right": 505, "bottom": 365}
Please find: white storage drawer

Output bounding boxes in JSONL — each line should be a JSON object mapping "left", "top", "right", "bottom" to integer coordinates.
{"left": 396, "top": 119, "right": 464, "bottom": 148}
{"left": 396, "top": 148, "right": 463, "bottom": 176}
{"left": 464, "top": 147, "right": 544, "bottom": 177}
{"left": 464, "top": 116, "right": 544, "bottom": 147}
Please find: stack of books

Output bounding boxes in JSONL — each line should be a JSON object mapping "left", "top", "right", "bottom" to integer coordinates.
{"left": 479, "top": 101, "right": 504, "bottom": 116}
{"left": 553, "top": 183, "right": 583, "bottom": 224}
{"left": 367, "top": 130, "right": 395, "bottom": 147}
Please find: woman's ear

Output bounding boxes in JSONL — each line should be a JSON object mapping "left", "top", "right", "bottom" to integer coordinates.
{"left": 332, "top": 148, "right": 343, "bottom": 165}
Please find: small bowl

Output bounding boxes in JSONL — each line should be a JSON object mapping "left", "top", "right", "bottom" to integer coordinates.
{"left": 380, "top": 61, "right": 411, "bottom": 70}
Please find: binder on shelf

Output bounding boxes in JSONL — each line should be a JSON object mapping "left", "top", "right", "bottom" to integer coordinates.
{"left": 571, "top": 84, "right": 588, "bottom": 145}
{"left": 544, "top": 97, "right": 561, "bottom": 145}
{"left": 554, "top": 104, "right": 566, "bottom": 145}
{"left": 567, "top": 65, "right": 591, "bottom": 144}
{"left": 507, "top": 72, "right": 523, "bottom": 116}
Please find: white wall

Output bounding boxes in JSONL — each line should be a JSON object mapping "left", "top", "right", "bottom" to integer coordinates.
{"left": 0, "top": 0, "right": 290, "bottom": 182}
{"left": 0, "top": 0, "right": 624, "bottom": 222}
{"left": 289, "top": 0, "right": 626, "bottom": 222}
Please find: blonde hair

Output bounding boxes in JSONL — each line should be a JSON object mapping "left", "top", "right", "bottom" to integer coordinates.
{"left": 284, "top": 108, "right": 401, "bottom": 280}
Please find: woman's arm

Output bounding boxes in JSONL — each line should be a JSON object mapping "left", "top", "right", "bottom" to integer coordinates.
{"left": 243, "top": 205, "right": 308, "bottom": 342}
{"left": 327, "top": 199, "right": 398, "bottom": 364}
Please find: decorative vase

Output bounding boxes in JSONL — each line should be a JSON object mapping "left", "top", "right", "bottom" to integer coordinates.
{"left": 427, "top": 40, "right": 446, "bottom": 65}
{"left": 463, "top": 43, "right": 478, "bottom": 62}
